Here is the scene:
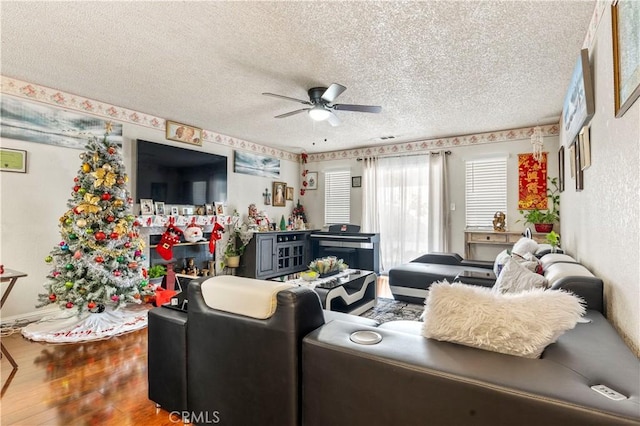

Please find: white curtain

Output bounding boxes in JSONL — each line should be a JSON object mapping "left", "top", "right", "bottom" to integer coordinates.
{"left": 361, "top": 152, "right": 449, "bottom": 273}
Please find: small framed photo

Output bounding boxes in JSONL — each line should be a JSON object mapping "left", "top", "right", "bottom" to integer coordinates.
{"left": 154, "top": 202, "right": 166, "bottom": 215}
{"left": 166, "top": 120, "right": 203, "bottom": 146}
{"left": 351, "top": 176, "right": 362, "bottom": 188}
{"left": 579, "top": 126, "right": 591, "bottom": 170}
{"left": 558, "top": 146, "right": 565, "bottom": 193}
{"left": 272, "top": 182, "right": 286, "bottom": 206}
{"left": 206, "top": 204, "right": 214, "bottom": 215}
{"left": 286, "top": 187, "right": 294, "bottom": 201}
{"left": 0, "top": 148, "right": 27, "bottom": 173}
{"left": 306, "top": 172, "right": 318, "bottom": 190}
{"left": 170, "top": 206, "right": 179, "bottom": 216}
{"left": 140, "top": 199, "right": 154, "bottom": 215}
{"left": 182, "top": 207, "right": 194, "bottom": 215}
{"left": 195, "top": 205, "right": 206, "bottom": 215}
{"left": 214, "top": 202, "right": 225, "bottom": 216}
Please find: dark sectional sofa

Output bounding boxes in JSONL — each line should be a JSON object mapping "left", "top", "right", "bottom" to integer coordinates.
{"left": 148, "top": 257, "right": 640, "bottom": 425}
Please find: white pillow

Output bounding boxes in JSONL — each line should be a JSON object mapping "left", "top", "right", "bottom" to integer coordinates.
{"left": 493, "top": 249, "right": 511, "bottom": 276}
{"left": 512, "top": 237, "right": 539, "bottom": 256}
{"left": 493, "top": 257, "right": 547, "bottom": 294}
{"left": 422, "top": 281, "right": 585, "bottom": 358}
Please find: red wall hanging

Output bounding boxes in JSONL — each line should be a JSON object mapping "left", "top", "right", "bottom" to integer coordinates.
{"left": 518, "top": 153, "right": 548, "bottom": 210}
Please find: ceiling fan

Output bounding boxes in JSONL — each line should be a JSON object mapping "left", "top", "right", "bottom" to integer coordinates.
{"left": 262, "top": 83, "right": 382, "bottom": 127}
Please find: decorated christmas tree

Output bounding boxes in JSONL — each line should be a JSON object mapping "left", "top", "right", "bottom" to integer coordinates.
{"left": 38, "top": 123, "right": 151, "bottom": 314}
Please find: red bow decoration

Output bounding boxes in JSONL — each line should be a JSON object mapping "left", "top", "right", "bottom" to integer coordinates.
{"left": 209, "top": 222, "right": 224, "bottom": 254}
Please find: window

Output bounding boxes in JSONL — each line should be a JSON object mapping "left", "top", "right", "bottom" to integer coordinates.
{"left": 465, "top": 157, "right": 507, "bottom": 228}
{"left": 324, "top": 170, "right": 351, "bottom": 224}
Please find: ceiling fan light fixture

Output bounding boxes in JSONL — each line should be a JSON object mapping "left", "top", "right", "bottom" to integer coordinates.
{"left": 308, "top": 105, "right": 331, "bottom": 121}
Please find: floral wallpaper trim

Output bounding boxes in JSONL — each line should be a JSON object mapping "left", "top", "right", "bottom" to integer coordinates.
{"left": 2, "top": 76, "right": 561, "bottom": 164}
{"left": 306, "top": 124, "right": 559, "bottom": 162}
{"left": 0, "top": 75, "right": 299, "bottom": 162}
{"left": 582, "top": 1, "right": 608, "bottom": 51}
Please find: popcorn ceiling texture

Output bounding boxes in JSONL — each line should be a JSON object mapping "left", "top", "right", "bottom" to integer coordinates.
{"left": 1, "top": 1, "right": 594, "bottom": 153}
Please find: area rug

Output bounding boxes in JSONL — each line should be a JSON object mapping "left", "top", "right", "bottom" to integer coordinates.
{"left": 361, "top": 297, "right": 424, "bottom": 323}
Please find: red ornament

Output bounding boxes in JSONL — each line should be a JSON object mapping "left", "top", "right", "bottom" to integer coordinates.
{"left": 108, "top": 147, "right": 116, "bottom": 155}
{"left": 113, "top": 270, "right": 121, "bottom": 277}
{"left": 49, "top": 294, "right": 56, "bottom": 301}
{"left": 124, "top": 242, "right": 131, "bottom": 248}
{"left": 302, "top": 181, "right": 308, "bottom": 187}
{"left": 88, "top": 302, "right": 96, "bottom": 309}
{"left": 101, "top": 193, "right": 111, "bottom": 201}
{"left": 142, "top": 268, "right": 148, "bottom": 278}
{"left": 94, "top": 231, "right": 106, "bottom": 241}
{"left": 66, "top": 302, "right": 74, "bottom": 309}
{"left": 73, "top": 207, "right": 81, "bottom": 214}
{"left": 128, "top": 262, "right": 138, "bottom": 269}
{"left": 133, "top": 293, "right": 141, "bottom": 300}
{"left": 110, "top": 232, "right": 119, "bottom": 240}
{"left": 95, "top": 256, "right": 104, "bottom": 263}
{"left": 73, "top": 185, "right": 80, "bottom": 192}
{"left": 106, "top": 216, "right": 115, "bottom": 223}
{"left": 74, "top": 177, "right": 79, "bottom": 182}
{"left": 300, "top": 189, "right": 306, "bottom": 196}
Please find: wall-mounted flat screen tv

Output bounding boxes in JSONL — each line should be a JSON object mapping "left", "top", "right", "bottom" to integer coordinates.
{"left": 135, "top": 139, "right": 227, "bottom": 205}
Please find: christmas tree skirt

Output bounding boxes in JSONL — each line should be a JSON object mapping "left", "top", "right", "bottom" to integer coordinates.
{"left": 21, "top": 304, "right": 150, "bottom": 343}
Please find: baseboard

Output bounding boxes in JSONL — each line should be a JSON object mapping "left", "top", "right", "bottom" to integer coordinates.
{"left": 1, "top": 306, "right": 60, "bottom": 326}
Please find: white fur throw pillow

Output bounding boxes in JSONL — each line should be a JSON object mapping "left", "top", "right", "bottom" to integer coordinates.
{"left": 422, "top": 281, "right": 584, "bottom": 358}
{"left": 493, "top": 257, "right": 547, "bottom": 294}
{"left": 512, "top": 237, "right": 539, "bottom": 256}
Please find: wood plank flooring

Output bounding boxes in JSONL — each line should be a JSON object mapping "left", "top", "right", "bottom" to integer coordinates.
{"left": 1, "top": 277, "right": 393, "bottom": 425}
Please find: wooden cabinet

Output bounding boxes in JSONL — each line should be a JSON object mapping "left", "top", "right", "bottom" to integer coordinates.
{"left": 238, "top": 231, "right": 312, "bottom": 280}
{"left": 464, "top": 230, "right": 547, "bottom": 259}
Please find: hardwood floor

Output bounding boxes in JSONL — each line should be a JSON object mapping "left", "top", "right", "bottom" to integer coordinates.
{"left": 1, "top": 277, "right": 394, "bottom": 425}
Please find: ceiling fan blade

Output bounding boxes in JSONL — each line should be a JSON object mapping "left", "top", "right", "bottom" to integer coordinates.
{"left": 275, "top": 108, "right": 310, "bottom": 118}
{"left": 333, "top": 104, "right": 382, "bottom": 113}
{"left": 327, "top": 111, "right": 341, "bottom": 127}
{"left": 263, "top": 92, "right": 312, "bottom": 105}
{"left": 321, "top": 83, "right": 347, "bottom": 103}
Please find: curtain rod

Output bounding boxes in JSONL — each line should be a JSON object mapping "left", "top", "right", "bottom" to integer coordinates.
{"left": 356, "top": 150, "right": 451, "bottom": 161}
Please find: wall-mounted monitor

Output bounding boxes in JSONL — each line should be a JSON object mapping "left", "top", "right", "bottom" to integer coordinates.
{"left": 135, "top": 139, "right": 227, "bottom": 205}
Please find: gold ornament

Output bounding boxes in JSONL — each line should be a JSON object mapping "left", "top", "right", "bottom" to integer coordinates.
{"left": 113, "top": 199, "right": 124, "bottom": 207}
{"left": 105, "top": 121, "right": 113, "bottom": 134}
{"left": 76, "top": 193, "right": 102, "bottom": 214}
{"left": 92, "top": 168, "right": 116, "bottom": 188}
{"left": 76, "top": 219, "right": 87, "bottom": 228}
{"left": 114, "top": 219, "right": 128, "bottom": 236}
{"left": 124, "top": 174, "right": 129, "bottom": 183}
{"left": 102, "top": 164, "right": 112, "bottom": 172}
{"left": 93, "top": 153, "right": 100, "bottom": 163}
{"left": 82, "top": 163, "right": 91, "bottom": 173}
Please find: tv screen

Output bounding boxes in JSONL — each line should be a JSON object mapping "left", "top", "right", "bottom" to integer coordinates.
{"left": 135, "top": 139, "right": 227, "bottom": 205}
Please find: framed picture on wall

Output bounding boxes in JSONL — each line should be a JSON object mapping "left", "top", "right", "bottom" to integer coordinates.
{"left": 352, "top": 176, "right": 362, "bottom": 188}
{"left": 166, "top": 120, "right": 202, "bottom": 146}
{"left": 170, "top": 206, "right": 179, "bottom": 216}
{"left": 579, "top": 126, "right": 591, "bottom": 170}
{"left": 272, "top": 182, "right": 286, "bottom": 207}
{"left": 154, "top": 202, "right": 166, "bottom": 215}
{"left": 561, "top": 49, "right": 595, "bottom": 147}
{"left": 574, "top": 139, "right": 584, "bottom": 192}
{"left": 286, "top": 187, "right": 294, "bottom": 201}
{"left": 612, "top": 0, "right": 640, "bottom": 117}
{"left": 306, "top": 172, "right": 318, "bottom": 190}
{"left": 558, "top": 146, "right": 565, "bottom": 192}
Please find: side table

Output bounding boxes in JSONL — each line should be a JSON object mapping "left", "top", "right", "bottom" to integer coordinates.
{"left": 1, "top": 268, "right": 27, "bottom": 369}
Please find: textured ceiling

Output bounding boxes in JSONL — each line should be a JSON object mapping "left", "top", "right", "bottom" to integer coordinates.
{"left": 1, "top": 1, "right": 595, "bottom": 154}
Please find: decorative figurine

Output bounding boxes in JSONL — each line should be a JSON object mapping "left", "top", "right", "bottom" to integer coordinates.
{"left": 493, "top": 211, "right": 506, "bottom": 232}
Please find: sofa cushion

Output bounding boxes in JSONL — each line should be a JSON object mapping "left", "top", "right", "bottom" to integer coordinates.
{"left": 544, "top": 263, "right": 595, "bottom": 287}
{"left": 422, "top": 281, "right": 585, "bottom": 358}
{"left": 200, "top": 275, "right": 294, "bottom": 319}
{"left": 539, "top": 253, "right": 578, "bottom": 270}
{"left": 493, "top": 257, "right": 548, "bottom": 294}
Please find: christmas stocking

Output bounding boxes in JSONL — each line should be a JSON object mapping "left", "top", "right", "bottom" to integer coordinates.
{"left": 209, "top": 222, "right": 224, "bottom": 254}
{"left": 156, "top": 222, "right": 183, "bottom": 260}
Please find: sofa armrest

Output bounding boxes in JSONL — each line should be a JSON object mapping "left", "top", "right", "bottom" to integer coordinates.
{"left": 460, "top": 259, "right": 494, "bottom": 269}
{"left": 411, "top": 252, "right": 463, "bottom": 265}
{"left": 550, "top": 277, "right": 604, "bottom": 315}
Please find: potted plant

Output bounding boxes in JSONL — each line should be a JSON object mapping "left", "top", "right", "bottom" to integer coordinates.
{"left": 519, "top": 177, "right": 560, "bottom": 233}
{"left": 546, "top": 230, "right": 561, "bottom": 252}
{"left": 147, "top": 264, "right": 166, "bottom": 286}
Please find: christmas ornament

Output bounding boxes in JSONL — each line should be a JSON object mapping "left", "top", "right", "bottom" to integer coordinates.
{"left": 110, "top": 232, "right": 119, "bottom": 240}
{"left": 82, "top": 163, "right": 91, "bottom": 173}
{"left": 111, "top": 295, "right": 120, "bottom": 302}
{"left": 73, "top": 250, "right": 82, "bottom": 259}
{"left": 90, "top": 303, "right": 106, "bottom": 313}
{"left": 124, "top": 242, "right": 131, "bottom": 248}
{"left": 76, "top": 219, "right": 87, "bottom": 228}
{"left": 73, "top": 185, "right": 80, "bottom": 192}
{"left": 66, "top": 302, "right": 74, "bottom": 308}
{"left": 65, "top": 281, "right": 73, "bottom": 288}
{"left": 184, "top": 221, "right": 205, "bottom": 243}
{"left": 113, "top": 199, "right": 124, "bottom": 207}
{"left": 93, "top": 153, "right": 100, "bottom": 163}
{"left": 65, "top": 264, "right": 74, "bottom": 271}
{"left": 49, "top": 294, "right": 56, "bottom": 301}
{"left": 68, "top": 233, "right": 77, "bottom": 240}
{"left": 101, "top": 192, "right": 112, "bottom": 200}
{"left": 95, "top": 256, "right": 104, "bottom": 263}
{"left": 76, "top": 193, "right": 102, "bottom": 214}
{"left": 117, "top": 178, "right": 125, "bottom": 185}
{"left": 65, "top": 218, "right": 73, "bottom": 225}
{"left": 113, "top": 270, "right": 122, "bottom": 277}
{"left": 85, "top": 228, "right": 94, "bottom": 234}
{"left": 102, "top": 164, "right": 112, "bottom": 171}
{"left": 60, "top": 244, "right": 69, "bottom": 251}
{"left": 209, "top": 221, "right": 224, "bottom": 254}
{"left": 88, "top": 302, "right": 96, "bottom": 309}
{"left": 155, "top": 219, "right": 183, "bottom": 260}
{"left": 133, "top": 293, "right": 141, "bottom": 299}
{"left": 59, "top": 241, "right": 66, "bottom": 246}
{"left": 134, "top": 250, "right": 142, "bottom": 258}
{"left": 128, "top": 262, "right": 138, "bottom": 269}
{"left": 79, "top": 188, "right": 87, "bottom": 196}
{"left": 94, "top": 231, "right": 106, "bottom": 241}
{"left": 117, "top": 256, "right": 125, "bottom": 263}
{"left": 74, "top": 177, "right": 79, "bottom": 182}
{"left": 108, "top": 147, "right": 116, "bottom": 155}
{"left": 52, "top": 271, "right": 61, "bottom": 277}
{"left": 106, "top": 215, "right": 115, "bottom": 223}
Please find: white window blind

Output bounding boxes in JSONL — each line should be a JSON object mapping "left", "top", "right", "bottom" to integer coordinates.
{"left": 324, "top": 170, "right": 351, "bottom": 224}
{"left": 465, "top": 157, "right": 507, "bottom": 228}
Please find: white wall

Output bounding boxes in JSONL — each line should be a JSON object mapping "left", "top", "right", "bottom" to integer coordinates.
{"left": 560, "top": 5, "right": 639, "bottom": 355}
{"left": 305, "top": 136, "right": 559, "bottom": 262}
{"left": 0, "top": 121, "right": 300, "bottom": 320}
